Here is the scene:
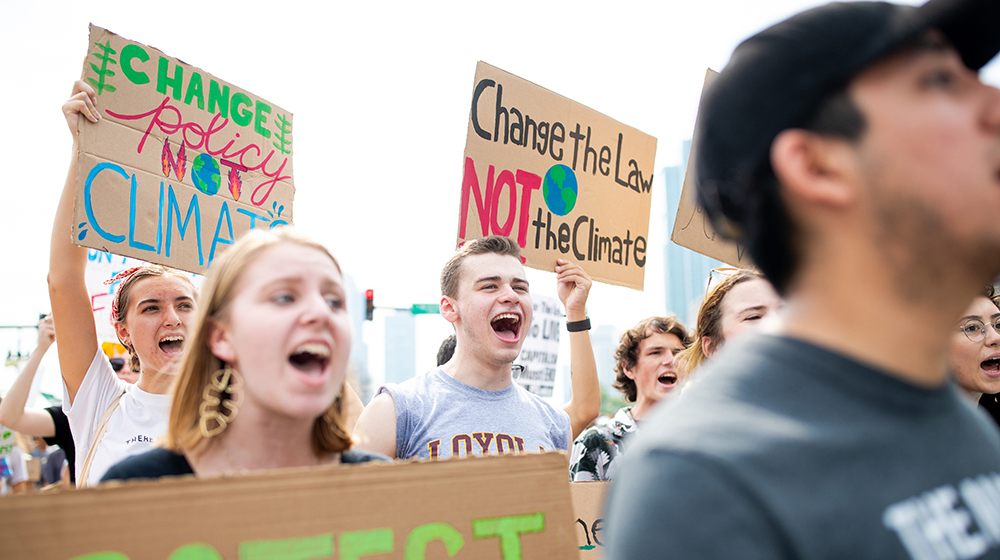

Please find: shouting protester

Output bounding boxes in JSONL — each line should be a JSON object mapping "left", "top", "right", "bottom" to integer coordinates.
{"left": 354, "top": 236, "right": 598, "bottom": 459}
{"left": 949, "top": 286, "right": 1000, "bottom": 426}
{"left": 569, "top": 316, "right": 690, "bottom": 481}
{"left": 102, "top": 228, "right": 387, "bottom": 481}
{"left": 605, "top": 1, "right": 1000, "bottom": 558}
{"left": 50, "top": 81, "right": 199, "bottom": 487}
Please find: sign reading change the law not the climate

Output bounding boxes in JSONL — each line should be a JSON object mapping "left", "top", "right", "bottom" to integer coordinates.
{"left": 73, "top": 25, "right": 294, "bottom": 275}
{"left": 459, "top": 62, "right": 656, "bottom": 290}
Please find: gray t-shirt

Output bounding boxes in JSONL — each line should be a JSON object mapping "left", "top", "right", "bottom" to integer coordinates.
{"left": 604, "top": 334, "right": 1000, "bottom": 560}
{"left": 378, "top": 368, "right": 571, "bottom": 460}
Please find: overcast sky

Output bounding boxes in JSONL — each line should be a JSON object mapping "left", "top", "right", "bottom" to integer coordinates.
{"left": 10, "top": 0, "right": 992, "bottom": 386}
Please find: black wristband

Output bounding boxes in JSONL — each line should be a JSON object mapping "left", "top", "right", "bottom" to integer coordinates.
{"left": 566, "top": 318, "right": 591, "bottom": 332}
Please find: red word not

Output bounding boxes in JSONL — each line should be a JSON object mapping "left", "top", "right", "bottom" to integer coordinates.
{"left": 460, "top": 156, "right": 541, "bottom": 249}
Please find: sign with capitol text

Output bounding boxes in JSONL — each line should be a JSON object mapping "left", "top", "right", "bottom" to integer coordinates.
{"left": 459, "top": 62, "right": 656, "bottom": 290}
{"left": 73, "top": 25, "right": 294, "bottom": 274}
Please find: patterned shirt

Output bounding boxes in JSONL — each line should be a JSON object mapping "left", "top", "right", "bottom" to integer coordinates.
{"left": 568, "top": 407, "right": 637, "bottom": 481}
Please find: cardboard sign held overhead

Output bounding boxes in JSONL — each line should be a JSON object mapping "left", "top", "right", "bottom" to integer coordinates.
{"left": 0, "top": 452, "right": 578, "bottom": 560}
{"left": 73, "top": 25, "right": 295, "bottom": 275}
{"left": 459, "top": 62, "right": 657, "bottom": 290}
{"left": 670, "top": 68, "right": 752, "bottom": 268}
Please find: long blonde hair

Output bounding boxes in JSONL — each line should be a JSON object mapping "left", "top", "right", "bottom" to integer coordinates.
{"left": 165, "top": 227, "right": 352, "bottom": 455}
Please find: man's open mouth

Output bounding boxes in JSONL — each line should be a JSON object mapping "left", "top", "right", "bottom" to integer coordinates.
{"left": 658, "top": 372, "right": 678, "bottom": 386}
{"left": 491, "top": 313, "right": 521, "bottom": 342}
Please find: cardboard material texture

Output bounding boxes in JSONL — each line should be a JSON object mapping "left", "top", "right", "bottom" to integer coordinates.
{"left": 670, "top": 69, "right": 752, "bottom": 269}
{"left": 0, "top": 452, "right": 578, "bottom": 560}
{"left": 74, "top": 25, "right": 294, "bottom": 275}
{"left": 571, "top": 482, "right": 609, "bottom": 560}
{"left": 459, "top": 62, "right": 657, "bottom": 291}
{"left": 514, "top": 295, "right": 561, "bottom": 398}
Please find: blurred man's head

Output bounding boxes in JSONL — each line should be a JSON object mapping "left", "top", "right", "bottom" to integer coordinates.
{"left": 694, "top": 0, "right": 1000, "bottom": 297}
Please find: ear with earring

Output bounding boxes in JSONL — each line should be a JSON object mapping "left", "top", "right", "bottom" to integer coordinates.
{"left": 199, "top": 364, "right": 244, "bottom": 438}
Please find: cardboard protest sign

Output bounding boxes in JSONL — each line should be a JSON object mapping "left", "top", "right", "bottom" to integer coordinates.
{"left": 73, "top": 25, "right": 294, "bottom": 275}
{"left": 670, "top": 69, "right": 752, "bottom": 268}
{"left": 515, "top": 295, "right": 562, "bottom": 398}
{"left": 0, "top": 452, "right": 578, "bottom": 560}
{"left": 460, "top": 62, "right": 657, "bottom": 290}
{"left": 572, "top": 482, "right": 609, "bottom": 559}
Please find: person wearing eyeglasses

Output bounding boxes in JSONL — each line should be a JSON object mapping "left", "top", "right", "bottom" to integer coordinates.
{"left": 949, "top": 286, "right": 1000, "bottom": 426}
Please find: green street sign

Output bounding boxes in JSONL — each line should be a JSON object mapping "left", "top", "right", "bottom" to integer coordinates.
{"left": 411, "top": 304, "right": 440, "bottom": 315}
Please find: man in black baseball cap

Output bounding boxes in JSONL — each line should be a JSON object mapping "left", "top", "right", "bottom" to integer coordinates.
{"left": 605, "top": 1, "right": 1000, "bottom": 558}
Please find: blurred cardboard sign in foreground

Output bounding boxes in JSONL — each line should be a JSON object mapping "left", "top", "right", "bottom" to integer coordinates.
{"left": 459, "top": 62, "right": 657, "bottom": 290}
{"left": 74, "top": 25, "right": 295, "bottom": 275}
{"left": 572, "top": 482, "right": 609, "bottom": 559}
{"left": 670, "top": 69, "right": 752, "bottom": 269}
{"left": 0, "top": 452, "right": 577, "bottom": 560}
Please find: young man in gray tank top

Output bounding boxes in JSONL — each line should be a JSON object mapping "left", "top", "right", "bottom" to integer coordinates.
{"left": 354, "top": 236, "right": 593, "bottom": 460}
{"left": 605, "top": 1, "right": 1000, "bottom": 559}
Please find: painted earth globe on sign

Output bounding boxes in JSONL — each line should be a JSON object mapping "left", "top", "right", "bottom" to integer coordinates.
{"left": 192, "top": 153, "right": 221, "bottom": 196}
{"left": 542, "top": 164, "right": 578, "bottom": 216}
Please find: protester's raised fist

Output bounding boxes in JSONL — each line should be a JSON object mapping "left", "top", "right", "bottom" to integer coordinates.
{"left": 62, "top": 80, "right": 100, "bottom": 137}
{"left": 37, "top": 315, "right": 55, "bottom": 349}
{"left": 555, "top": 259, "right": 592, "bottom": 318}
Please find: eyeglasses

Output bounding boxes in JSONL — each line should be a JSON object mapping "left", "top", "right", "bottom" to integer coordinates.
{"left": 706, "top": 267, "right": 741, "bottom": 294}
{"left": 109, "top": 357, "right": 126, "bottom": 372}
{"left": 958, "top": 318, "right": 1000, "bottom": 342}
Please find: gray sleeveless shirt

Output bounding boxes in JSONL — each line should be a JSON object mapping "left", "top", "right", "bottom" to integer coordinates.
{"left": 378, "top": 368, "right": 571, "bottom": 460}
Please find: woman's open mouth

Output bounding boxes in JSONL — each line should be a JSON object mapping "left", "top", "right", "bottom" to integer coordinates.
{"left": 289, "top": 343, "right": 331, "bottom": 375}
{"left": 158, "top": 335, "right": 185, "bottom": 356}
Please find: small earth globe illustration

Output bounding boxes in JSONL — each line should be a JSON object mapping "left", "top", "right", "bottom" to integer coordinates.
{"left": 192, "top": 153, "right": 221, "bottom": 196}
{"left": 542, "top": 164, "right": 578, "bottom": 216}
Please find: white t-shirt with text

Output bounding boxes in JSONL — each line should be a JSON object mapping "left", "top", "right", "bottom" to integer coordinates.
{"left": 63, "top": 350, "right": 171, "bottom": 486}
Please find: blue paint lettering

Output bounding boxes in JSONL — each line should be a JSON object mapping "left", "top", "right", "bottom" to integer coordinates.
{"left": 128, "top": 177, "right": 162, "bottom": 254}
{"left": 84, "top": 163, "right": 127, "bottom": 243}
{"left": 166, "top": 184, "right": 204, "bottom": 266}
{"left": 210, "top": 201, "right": 234, "bottom": 262}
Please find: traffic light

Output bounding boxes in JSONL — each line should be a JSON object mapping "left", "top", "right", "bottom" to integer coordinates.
{"left": 365, "top": 289, "right": 374, "bottom": 321}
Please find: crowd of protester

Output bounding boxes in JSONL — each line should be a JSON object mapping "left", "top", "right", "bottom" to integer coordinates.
{"left": 4, "top": 1, "right": 1000, "bottom": 558}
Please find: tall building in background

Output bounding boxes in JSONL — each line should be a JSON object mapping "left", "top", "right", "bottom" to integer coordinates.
{"left": 345, "top": 275, "right": 373, "bottom": 401}
{"left": 384, "top": 311, "right": 417, "bottom": 385}
{"left": 663, "top": 140, "right": 725, "bottom": 327}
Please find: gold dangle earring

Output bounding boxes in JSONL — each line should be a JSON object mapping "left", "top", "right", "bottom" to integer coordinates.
{"left": 199, "top": 364, "right": 244, "bottom": 438}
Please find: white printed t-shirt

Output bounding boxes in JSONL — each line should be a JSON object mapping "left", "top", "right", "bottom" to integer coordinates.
{"left": 64, "top": 350, "right": 171, "bottom": 486}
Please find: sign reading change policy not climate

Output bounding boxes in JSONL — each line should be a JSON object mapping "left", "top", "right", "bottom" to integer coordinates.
{"left": 73, "top": 25, "right": 295, "bottom": 275}
{"left": 458, "top": 62, "right": 657, "bottom": 290}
